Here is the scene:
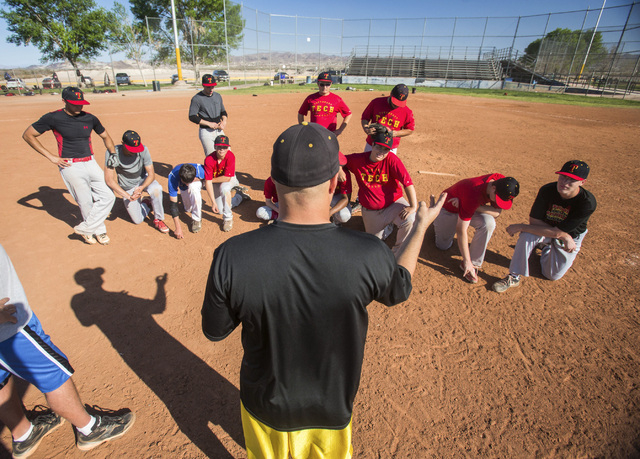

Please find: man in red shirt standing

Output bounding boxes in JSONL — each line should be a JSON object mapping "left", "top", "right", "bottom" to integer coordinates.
{"left": 433, "top": 174, "right": 520, "bottom": 283}
{"left": 360, "top": 84, "right": 415, "bottom": 155}
{"left": 297, "top": 72, "right": 352, "bottom": 136}
{"left": 345, "top": 131, "right": 417, "bottom": 254}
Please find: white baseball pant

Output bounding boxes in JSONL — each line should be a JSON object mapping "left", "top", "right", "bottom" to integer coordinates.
{"left": 122, "top": 180, "right": 165, "bottom": 224}
{"left": 433, "top": 209, "right": 496, "bottom": 268}
{"left": 361, "top": 197, "right": 414, "bottom": 254}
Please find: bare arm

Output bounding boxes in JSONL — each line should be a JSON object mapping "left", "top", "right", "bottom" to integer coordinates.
{"left": 169, "top": 196, "right": 184, "bottom": 239}
{"left": 266, "top": 198, "right": 279, "bottom": 213}
{"left": 204, "top": 181, "right": 220, "bottom": 214}
{"left": 390, "top": 128, "right": 414, "bottom": 139}
{"left": 506, "top": 217, "right": 576, "bottom": 252}
{"left": 477, "top": 205, "right": 502, "bottom": 219}
{"left": 98, "top": 130, "right": 116, "bottom": 155}
{"left": 104, "top": 167, "right": 130, "bottom": 200}
{"left": 361, "top": 119, "right": 376, "bottom": 136}
{"left": 395, "top": 193, "right": 446, "bottom": 276}
{"left": 456, "top": 217, "right": 477, "bottom": 281}
{"left": 334, "top": 113, "right": 352, "bottom": 136}
{"left": 297, "top": 113, "right": 305, "bottom": 124}
{"left": 399, "top": 184, "right": 418, "bottom": 220}
{"left": 329, "top": 193, "right": 348, "bottom": 217}
{"left": 22, "top": 126, "right": 70, "bottom": 168}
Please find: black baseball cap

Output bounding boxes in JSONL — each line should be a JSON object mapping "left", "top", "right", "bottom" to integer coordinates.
{"left": 493, "top": 177, "right": 519, "bottom": 210}
{"left": 556, "top": 160, "right": 589, "bottom": 181}
{"left": 215, "top": 135, "right": 230, "bottom": 147}
{"left": 390, "top": 84, "right": 409, "bottom": 107}
{"left": 317, "top": 72, "right": 332, "bottom": 84}
{"left": 62, "top": 87, "right": 89, "bottom": 105}
{"left": 271, "top": 122, "right": 340, "bottom": 187}
{"left": 202, "top": 74, "right": 217, "bottom": 87}
{"left": 372, "top": 131, "right": 393, "bottom": 149}
{"left": 122, "top": 130, "right": 144, "bottom": 153}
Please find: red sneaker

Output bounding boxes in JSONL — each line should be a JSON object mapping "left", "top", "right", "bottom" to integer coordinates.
{"left": 154, "top": 219, "right": 170, "bottom": 234}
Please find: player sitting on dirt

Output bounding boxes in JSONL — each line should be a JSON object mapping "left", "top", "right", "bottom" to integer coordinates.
{"left": 492, "top": 160, "right": 597, "bottom": 292}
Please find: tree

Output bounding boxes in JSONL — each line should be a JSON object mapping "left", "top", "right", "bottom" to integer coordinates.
{"left": 130, "top": 0, "right": 244, "bottom": 75}
{"left": 522, "top": 28, "right": 607, "bottom": 75}
{"left": 0, "top": 0, "right": 115, "bottom": 73}
{"left": 111, "top": 2, "right": 149, "bottom": 87}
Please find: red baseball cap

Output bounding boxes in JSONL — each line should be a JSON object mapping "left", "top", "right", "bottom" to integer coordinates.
{"left": 390, "top": 84, "right": 408, "bottom": 107}
{"left": 202, "top": 74, "right": 217, "bottom": 87}
{"left": 215, "top": 135, "right": 230, "bottom": 147}
{"left": 122, "top": 130, "right": 144, "bottom": 153}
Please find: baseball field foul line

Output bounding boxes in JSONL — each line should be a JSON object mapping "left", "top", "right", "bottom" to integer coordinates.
{"left": 418, "top": 171, "right": 457, "bottom": 176}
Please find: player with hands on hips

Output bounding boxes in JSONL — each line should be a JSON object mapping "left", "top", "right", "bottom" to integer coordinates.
{"left": 433, "top": 174, "right": 520, "bottom": 283}
{"left": 167, "top": 163, "right": 206, "bottom": 239}
{"left": 203, "top": 135, "right": 251, "bottom": 232}
{"left": 345, "top": 131, "right": 418, "bottom": 253}
{"left": 297, "top": 72, "right": 352, "bottom": 136}
{"left": 22, "top": 87, "right": 116, "bottom": 245}
{"left": 492, "top": 160, "right": 597, "bottom": 292}
{"left": 104, "top": 130, "right": 169, "bottom": 234}
{"left": 189, "top": 74, "right": 228, "bottom": 156}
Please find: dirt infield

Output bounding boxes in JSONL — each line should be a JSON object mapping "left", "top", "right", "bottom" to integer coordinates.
{"left": 0, "top": 88, "right": 638, "bottom": 458}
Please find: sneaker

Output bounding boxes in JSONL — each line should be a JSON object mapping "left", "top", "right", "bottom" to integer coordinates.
{"left": 191, "top": 220, "right": 202, "bottom": 233}
{"left": 76, "top": 411, "right": 135, "bottom": 451}
{"left": 95, "top": 233, "right": 110, "bottom": 245}
{"left": 351, "top": 201, "right": 362, "bottom": 214}
{"left": 492, "top": 274, "right": 521, "bottom": 293}
{"left": 13, "top": 411, "right": 64, "bottom": 458}
{"left": 459, "top": 263, "right": 479, "bottom": 284}
{"left": 235, "top": 190, "right": 251, "bottom": 202}
{"left": 232, "top": 185, "right": 249, "bottom": 193}
{"left": 141, "top": 198, "right": 152, "bottom": 213}
{"left": 154, "top": 219, "right": 169, "bottom": 234}
{"left": 382, "top": 223, "right": 394, "bottom": 241}
{"left": 223, "top": 219, "right": 233, "bottom": 232}
{"left": 74, "top": 229, "right": 97, "bottom": 245}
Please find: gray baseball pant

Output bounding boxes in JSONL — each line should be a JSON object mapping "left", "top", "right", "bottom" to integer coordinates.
{"left": 59, "top": 159, "right": 115, "bottom": 236}
{"left": 123, "top": 180, "right": 165, "bottom": 224}
{"left": 433, "top": 209, "right": 496, "bottom": 267}
{"left": 509, "top": 230, "right": 587, "bottom": 280}
{"left": 199, "top": 127, "right": 225, "bottom": 156}
{"left": 362, "top": 198, "right": 414, "bottom": 254}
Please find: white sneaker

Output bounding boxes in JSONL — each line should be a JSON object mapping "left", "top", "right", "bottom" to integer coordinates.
{"left": 382, "top": 223, "right": 394, "bottom": 241}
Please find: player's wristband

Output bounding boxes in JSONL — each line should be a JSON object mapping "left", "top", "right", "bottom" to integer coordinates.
{"left": 169, "top": 201, "right": 179, "bottom": 218}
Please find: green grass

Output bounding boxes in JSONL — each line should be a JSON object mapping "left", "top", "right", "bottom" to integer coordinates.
{"left": 224, "top": 82, "right": 640, "bottom": 108}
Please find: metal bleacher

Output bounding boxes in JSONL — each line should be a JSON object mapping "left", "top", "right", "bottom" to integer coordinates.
{"left": 346, "top": 55, "right": 501, "bottom": 81}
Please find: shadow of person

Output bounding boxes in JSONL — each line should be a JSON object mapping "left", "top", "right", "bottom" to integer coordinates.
{"left": 17, "top": 186, "right": 81, "bottom": 227}
{"left": 235, "top": 172, "right": 265, "bottom": 192}
{"left": 70, "top": 269, "right": 243, "bottom": 457}
{"left": 153, "top": 162, "right": 174, "bottom": 179}
{"left": 0, "top": 378, "right": 31, "bottom": 458}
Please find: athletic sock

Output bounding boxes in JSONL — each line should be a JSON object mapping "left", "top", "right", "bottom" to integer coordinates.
{"left": 14, "top": 423, "right": 34, "bottom": 442}
{"left": 76, "top": 415, "right": 96, "bottom": 435}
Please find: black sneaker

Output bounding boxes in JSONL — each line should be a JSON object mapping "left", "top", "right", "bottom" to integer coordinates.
{"left": 76, "top": 411, "right": 135, "bottom": 451}
{"left": 12, "top": 411, "right": 64, "bottom": 458}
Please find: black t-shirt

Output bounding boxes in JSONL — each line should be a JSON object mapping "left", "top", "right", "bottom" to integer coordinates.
{"left": 31, "top": 109, "right": 106, "bottom": 159}
{"left": 202, "top": 221, "right": 412, "bottom": 431}
{"left": 529, "top": 182, "right": 597, "bottom": 238}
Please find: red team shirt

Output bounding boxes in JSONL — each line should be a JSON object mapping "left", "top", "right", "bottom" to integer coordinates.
{"left": 298, "top": 93, "right": 351, "bottom": 132}
{"left": 442, "top": 173, "right": 505, "bottom": 221}
{"left": 361, "top": 97, "right": 415, "bottom": 149}
{"left": 204, "top": 151, "right": 236, "bottom": 181}
{"left": 346, "top": 152, "right": 413, "bottom": 211}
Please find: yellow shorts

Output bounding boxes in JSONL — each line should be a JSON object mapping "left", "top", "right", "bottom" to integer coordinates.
{"left": 241, "top": 402, "right": 353, "bottom": 459}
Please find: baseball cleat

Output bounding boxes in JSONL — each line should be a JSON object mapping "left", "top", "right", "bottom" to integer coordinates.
{"left": 232, "top": 185, "right": 249, "bottom": 193}
{"left": 191, "top": 220, "right": 202, "bottom": 233}
{"left": 95, "top": 233, "right": 110, "bottom": 245}
{"left": 74, "top": 229, "right": 97, "bottom": 245}
{"left": 459, "top": 263, "right": 479, "bottom": 284}
{"left": 75, "top": 411, "right": 135, "bottom": 451}
{"left": 492, "top": 274, "right": 521, "bottom": 292}
{"left": 13, "top": 410, "right": 64, "bottom": 458}
{"left": 223, "top": 220, "right": 233, "bottom": 232}
{"left": 154, "top": 219, "right": 170, "bottom": 234}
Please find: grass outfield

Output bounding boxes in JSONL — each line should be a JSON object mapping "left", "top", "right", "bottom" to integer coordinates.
{"left": 223, "top": 82, "right": 640, "bottom": 108}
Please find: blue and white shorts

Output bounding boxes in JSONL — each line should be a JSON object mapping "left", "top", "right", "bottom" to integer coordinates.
{"left": 0, "top": 314, "right": 74, "bottom": 393}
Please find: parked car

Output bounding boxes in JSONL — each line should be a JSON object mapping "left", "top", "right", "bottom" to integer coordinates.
{"left": 212, "top": 70, "right": 229, "bottom": 82}
{"left": 42, "top": 77, "right": 62, "bottom": 89}
{"left": 116, "top": 73, "right": 131, "bottom": 85}
{"left": 274, "top": 72, "right": 294, "bottom": 84}
{"left": 81, "top": 76, "right": 94, "bottom": 88}
{"left": 6, "top": 78, "right": 26, "bottom": 89}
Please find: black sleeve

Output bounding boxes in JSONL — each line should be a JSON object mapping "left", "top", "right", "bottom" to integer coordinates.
{"left": 189, "top": 114, "right": 201, "bottom": 125}
{"left": 92, "top": 115, "right": 106, "bottom": 135}
{"left": 201, "top": 246, "right": 240, "bottom": 341}
{"left": 376, "top": 265, "right": 413, "bottom": 306}
{"left": 220, "top": 110, "right": 228, "bottom": 118}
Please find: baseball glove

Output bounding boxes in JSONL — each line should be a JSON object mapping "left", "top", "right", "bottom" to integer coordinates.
{"left": 366, "top": 123, "right": 390, "bottom": 136}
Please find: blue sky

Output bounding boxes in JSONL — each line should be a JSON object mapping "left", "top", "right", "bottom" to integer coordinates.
{"left": 0, "top": 0, "right": 635, "bottom": 68}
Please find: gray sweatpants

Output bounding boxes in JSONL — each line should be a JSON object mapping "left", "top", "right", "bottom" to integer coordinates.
{"left": 433, "top": 209, "right": 496, "bottom": 267}
{"left": 362, "top": 198, "right": 414, "bottom": 254}
{"left": 198, "top": 127, "right": 225, "bottom": 156}
{"left": 509, "top": 230, "right": 587, "bottom": 280}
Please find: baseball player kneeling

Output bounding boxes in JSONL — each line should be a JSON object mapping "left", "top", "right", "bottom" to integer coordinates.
{"left": 492, "top": 160, "right": 596, "bottom": 292}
